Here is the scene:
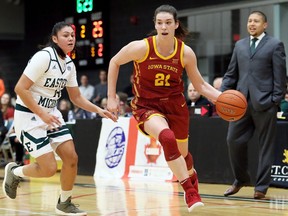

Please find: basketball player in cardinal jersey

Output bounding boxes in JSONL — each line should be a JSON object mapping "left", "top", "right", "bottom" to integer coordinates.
{"left": 107, "top": 4, "right": 221, "bottom": 212}
{"left": 2, "top": 21, "right": 117, "bottom": 216}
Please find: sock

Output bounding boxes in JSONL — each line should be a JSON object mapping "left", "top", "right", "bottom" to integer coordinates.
{"left": 60, "top": 190, "right": 73, "bottom": 202}
{"left": 190, "top": 170, "right": 199, "bottom": 192}
{"left": 190, "top": 170, "right": 197, "bottom": 183}
{"left": 180, "top": 177, "right": 193, "bottom": 192}
{"left": 12, "top": 166, "right": 26, "bottom": 178}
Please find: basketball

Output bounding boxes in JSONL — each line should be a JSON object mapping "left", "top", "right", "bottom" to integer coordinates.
{"left": 216, "top": 90, "right": 247, "bottom": 122}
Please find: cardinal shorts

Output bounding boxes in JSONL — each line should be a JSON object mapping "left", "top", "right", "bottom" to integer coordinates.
{"left": 131, "top": 93, "right": 189, "bottom": 141}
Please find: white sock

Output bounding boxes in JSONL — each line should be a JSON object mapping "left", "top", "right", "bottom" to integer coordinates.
{"left": 12, "top": 166, "right": 26, "bottom": 178}
{"left": 60, "top": 190, "right": 73, "bottom": 202}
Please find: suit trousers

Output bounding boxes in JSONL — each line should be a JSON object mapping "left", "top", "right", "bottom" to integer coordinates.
{"left": 226, "top": 100, "right": 278, "bottom": 193}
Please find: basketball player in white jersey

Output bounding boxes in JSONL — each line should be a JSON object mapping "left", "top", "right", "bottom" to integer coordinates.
{"left": 2, "top": 21, "right": 117, "bottom": 216}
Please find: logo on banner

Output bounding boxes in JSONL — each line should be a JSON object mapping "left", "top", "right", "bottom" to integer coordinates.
{"left": 144, "top": 137, "right": 162, "bottom": 164}
{"left": 271, "top": 149, "right": 288, "bottom": 184}
{"left": 105, "top": 126, "right": 126, "bottom": 168}
{"left": 283, "top": 149, "right": 288, "bottom": 164}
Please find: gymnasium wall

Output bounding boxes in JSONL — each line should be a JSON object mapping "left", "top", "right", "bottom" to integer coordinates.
{"left": 0, "top": 0, "right": 240, "bottom": 95}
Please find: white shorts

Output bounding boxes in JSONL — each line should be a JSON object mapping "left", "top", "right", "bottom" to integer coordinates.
{"left": 14, "top": 104, "right": 73, "bottom": 158}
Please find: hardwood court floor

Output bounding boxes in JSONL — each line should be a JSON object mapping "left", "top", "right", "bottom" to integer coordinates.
{"left": 0, "top": 168, "right": 287, "bottom": 216}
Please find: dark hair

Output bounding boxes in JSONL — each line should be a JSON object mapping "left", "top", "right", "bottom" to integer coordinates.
{"left": 148, "top": 4, "right": 188, "bottom": 40}
{"left": 39, "top": 21, "right": 74, "bottom": 59}
{"left": 250, "top": 11, "right": 267, "bottom": 22}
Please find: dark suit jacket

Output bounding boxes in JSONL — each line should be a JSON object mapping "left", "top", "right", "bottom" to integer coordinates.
{"left": 221, "top": 34, "right": 286, "bottom": 111}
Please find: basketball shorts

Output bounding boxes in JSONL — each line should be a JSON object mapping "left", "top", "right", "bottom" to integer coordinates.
{"left": 131, "top": 94, "right": 189, "bottom": 142}
{"left": 14, "top": 104, "right": 73, "bottom": 158}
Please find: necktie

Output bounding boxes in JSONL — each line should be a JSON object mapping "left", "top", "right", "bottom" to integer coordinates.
{"left": 250, "top": 38, "right": 258, "bottom": 54}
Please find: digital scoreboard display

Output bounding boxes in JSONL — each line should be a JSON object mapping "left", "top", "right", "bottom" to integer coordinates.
{"left": 65, "top": 0, "right": 109, "bottom": 70}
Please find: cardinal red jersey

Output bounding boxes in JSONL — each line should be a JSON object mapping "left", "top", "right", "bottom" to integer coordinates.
{"left": 132, "top": 36, "right": 185, "bottom": 99}
{"left": 130, "top": 36, "right": 189, "bottom": 141}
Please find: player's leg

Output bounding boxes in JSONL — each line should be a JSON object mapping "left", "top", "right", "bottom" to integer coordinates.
{"left": 3, "top": 112, "right": 58, "bottom": 200}
{"left": 144, "top": 116, "right": 186, "bottom": 179}
{"left": 167, "top": 95, "right": 203, "bottom": 212}
{"left": 54, "top": 140, "right": 86, "bottom": 215}
{"left": 168, "top": 97, "right": 199, "bottom": 192}
{"left": 144, "top": 115, "right": 203, "bottom": 212}
{"left": 24, "top": 152, "right": 58, "bottom": 177}
{"left": 133, "top": 95, "right": 203, "bottom": 212}
{"left": 55, "top": 140, "right": 78, "bottom": 192}
{"left": 2, "top": 145, "right": 57, "bottom": 200}
{"left": 178, "top": 142, "right": 199, "bottom": 192}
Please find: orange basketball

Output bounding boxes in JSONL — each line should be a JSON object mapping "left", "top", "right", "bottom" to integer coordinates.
{"left": 216, "top": 90, "right": 247, "bottom": 122}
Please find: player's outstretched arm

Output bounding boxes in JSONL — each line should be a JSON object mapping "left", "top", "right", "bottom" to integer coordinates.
{"left": 66, "top": 86, "right": 117, "bottom": 122}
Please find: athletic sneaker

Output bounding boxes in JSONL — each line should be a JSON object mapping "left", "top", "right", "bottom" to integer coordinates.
{"left": 2, "top": 162, "right": 22, "bottom": 199}
{"left": 184, "top": 188, "right": 204, "bottom": 212}
{"left": 55, "top": 196, "right": 87, "bottom": 215}
{"left": 190, "top": 169, "right": 199, "bottom": 192}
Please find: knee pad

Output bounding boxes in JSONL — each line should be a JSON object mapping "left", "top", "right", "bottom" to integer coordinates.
{"left": 184, "top": 152, "right": 194, "bottom": 171}
{"left": 158, "top": 128, "right": 181, "bottom": 161}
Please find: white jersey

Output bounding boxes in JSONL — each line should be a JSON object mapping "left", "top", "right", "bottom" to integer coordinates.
{"left": 16, "top": 47, "right": 78, "bottom": 113}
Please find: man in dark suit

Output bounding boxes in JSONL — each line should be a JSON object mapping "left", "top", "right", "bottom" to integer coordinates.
{"left": 220, "top": 11, "right": 286, "bottom": 199}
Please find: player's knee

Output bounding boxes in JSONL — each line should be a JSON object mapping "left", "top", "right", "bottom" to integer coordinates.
{"left": 62, "top": 152, "right": 78, "bottom": 168}
{"left": 69, "top": 153, "right": 78, "bottom": 168}
{"left": 184, "top": 152, "right": 194, "bottom": 171}
{"left": 158, "top": 128, "right": 181, "bottom": 161}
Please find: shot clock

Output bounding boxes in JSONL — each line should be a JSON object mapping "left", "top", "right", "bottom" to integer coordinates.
{"left": 76, "top": 0, "right": 93, "bottom": 13}
{"left": 65, "top": 0, "right": 109, "bottom": 70}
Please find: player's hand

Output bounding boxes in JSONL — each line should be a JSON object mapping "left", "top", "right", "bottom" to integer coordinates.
{"left": 97, "top": 108, "right": 118, "bottom": 122}
{"left": 210, "top": 90, "right": 222, "bottom": 104}
{"left": 107, "top": 97, "right": 120, "bottom": 120}
{"left": 40, "top": 112, "right": 62, "bottom": 130}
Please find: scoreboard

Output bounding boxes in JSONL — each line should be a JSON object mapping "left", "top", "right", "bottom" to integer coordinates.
{"left": 65, "top": 0, "right": 109, "bottom": 70}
